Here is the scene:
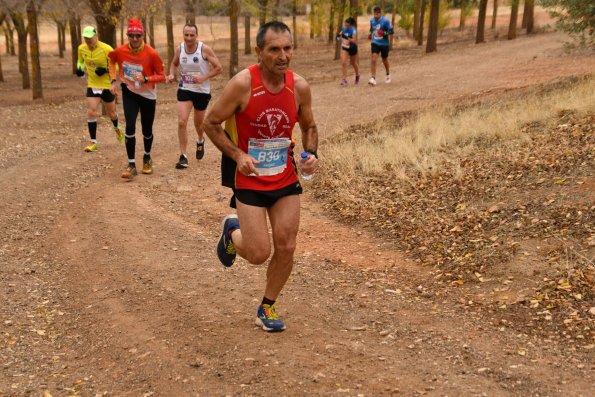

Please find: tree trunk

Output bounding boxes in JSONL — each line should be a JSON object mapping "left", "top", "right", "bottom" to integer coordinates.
{"left": 334, "top": 0, "right": 346, "bottom": 60}
{"left": 0, "top": 13, "right": 4, "bottom": 80}
{"left": 229, "top": 0, "right": 239, "bottom": 78}
{"left": 11, "top": 13, "right": 30, "bottom": 89}
{"left": 120, "top": 17, "right": 124, "bottom": 45}
{"left": 418, "top": 0, "right": 427, "bottom": 46}
{"left": 309, "top": 0, "right": 319, "bottom": 38}
{"left": 141, "top": 17, "right": 147, "bottom": 42}
{"left": 459, "top": 0, "right": 466, "bottom": 31}
{"left": 61, "top": 23, "right": 66, "bottom": 52}
{"left": 413, "top": 0, "right": 421, "bottom": 40}
{"left": 27, "top": 0, "right": 42, "bottom": 99}
{"left": 328, "top": 1, "right": 336, "bottom": 44}
{"left": 149, "top": 14, "right": 155, "bottom": 48}
{"left": 491, "top": 0, "right": 498, "bottom": 29}
{"left": 507, "top": 0, "right": 519, "bottom": 40}
{"left": 186, "top": 0, "right": 196, "bottom": 25}
{"left": 349, "top": 0, "right": 358, "bottom": 29}
{"left": 88, "top": 0, "right": 120, "bottom": 48}
{"left": 271, "top": 0, "right": 282, "bottom": 20}
{"left": 4, "top": 18, "right": 17, "bottom": 55}
{"left": 390, "top": 0, "right": 397, "bottom": 48}
{"left": 425, "top": 0, "right": 439, "bottom": 53}
{"left": 165, "top": 0, "right": 174, "bottom": 73}
{"left": 292, "top": 0, "right": 298, "bottom": 49}
{"left": 521, "top": 0, "right": 528, "bottom": 29}
{"left": 524, "top": 0, "right": 534, "bottom": 33}
{"left": 244, "top": 14, "right": 251, "bottom": 54}
{"left": 476, "top": 0, "right": 488, "bottom": 43}
{"left": 68, "top": 13, "right": 79, "bottom": 74}
{"left": 57, "top": 21, "right": 64, "bottom": 57}
{"left": 258, "top": 0, "right": 268, "bottom": 26}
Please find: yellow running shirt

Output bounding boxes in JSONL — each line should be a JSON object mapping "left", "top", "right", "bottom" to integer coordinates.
{"left": 77, "top": 41, "right": 114, "bottom": 90}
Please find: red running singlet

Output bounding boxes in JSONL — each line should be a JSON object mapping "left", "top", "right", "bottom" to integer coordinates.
{"left": 223, "top": 64, "right": 299, "bottom": 191}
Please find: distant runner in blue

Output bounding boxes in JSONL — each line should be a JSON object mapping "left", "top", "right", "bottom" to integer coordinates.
{"left": 337, "top": 17, "right": 360, "bottom": 86}
{"left": 368, "top": 6, "right": 394, "bottom": 86}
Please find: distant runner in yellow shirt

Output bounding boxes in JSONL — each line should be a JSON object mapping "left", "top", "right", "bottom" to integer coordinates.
{"left": 77, "top": 26, "right": 123, "bottom": 152}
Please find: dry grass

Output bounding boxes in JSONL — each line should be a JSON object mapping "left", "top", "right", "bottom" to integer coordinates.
{"left": 323, "top": 75, "right": 595, "bottom": 179}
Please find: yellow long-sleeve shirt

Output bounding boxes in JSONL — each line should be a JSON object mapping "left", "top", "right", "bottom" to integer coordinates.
{"left": 77, "top": 41, "right": 115, "bottom": 90}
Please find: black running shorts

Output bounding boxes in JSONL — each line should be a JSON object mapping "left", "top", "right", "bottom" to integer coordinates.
{"left": 177, "top": 89, "right": 212, "bottom": 111}
{"left": 86, "top": 88, "right": 116, "bottom": 103}
{"left": 230, "top": 183, "right": 303, "bottom": 209}
{"left": 371, "top": 43, "right": 390, "bottom": 59}
{"left": 342, "top": 45, "right": 358, "bottom": 57}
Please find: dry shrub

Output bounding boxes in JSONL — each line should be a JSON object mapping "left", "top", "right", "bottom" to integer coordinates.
{"left": 322, "top": 75, "right": 594, "bottom": 181}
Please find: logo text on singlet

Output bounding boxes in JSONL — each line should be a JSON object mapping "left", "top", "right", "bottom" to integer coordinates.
{"left": 250, "top": 108, "right": 291, "bottom": 139}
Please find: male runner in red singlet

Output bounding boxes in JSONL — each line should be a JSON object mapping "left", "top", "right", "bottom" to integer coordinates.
{"left": 203, "top": 21, "right": 319, "bottom": 332}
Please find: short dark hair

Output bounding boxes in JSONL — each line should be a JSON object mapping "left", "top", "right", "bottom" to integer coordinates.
{"left": 256, "top": 21, "right": 292, "bottom": 50}
{"left": 183, "top": 23, "right": 198, "bottom": 34}
{"left": 345, "top": 17, "right": 355, "bottom": 25}
{"left": 373, "top": 6, "right": 381, "bottom": 12}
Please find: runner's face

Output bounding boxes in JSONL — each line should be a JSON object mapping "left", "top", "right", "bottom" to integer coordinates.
{"left": 127, "top": 32, "right": 143, "bottom": 48}
{"left": 183, "top": 27, "right": 197, "bottom": 45}
{"left": 84, "top": 36, "right": 97, "bottom": 48}
{"left": 374, "top": 11, "right": 381, "bottom": 20}
{"left": 257, "top": 30, "right": 293, "bottom": 76}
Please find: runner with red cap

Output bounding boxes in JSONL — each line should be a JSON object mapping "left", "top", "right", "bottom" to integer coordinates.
{"left": 108, "top": 18, "right": 166, "bottom": 179}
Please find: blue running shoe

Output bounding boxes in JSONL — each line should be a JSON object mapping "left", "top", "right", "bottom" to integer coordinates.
{"left": 255, "top": 304, "right": 286, "bottom": 332}
{"left": 217, "top": 214, "right": 239, "bottom": 267}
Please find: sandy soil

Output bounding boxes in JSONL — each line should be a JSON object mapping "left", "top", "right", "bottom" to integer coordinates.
{"left": 0, "top": 20, "right": 594, "bottom": 397}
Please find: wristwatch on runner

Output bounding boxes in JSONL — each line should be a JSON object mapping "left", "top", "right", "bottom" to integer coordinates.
{"left": 306, "top": 149, "right": 318, "bottom": 159}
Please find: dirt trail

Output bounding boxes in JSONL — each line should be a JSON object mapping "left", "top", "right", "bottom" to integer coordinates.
{"left": 1, "top": 31, "right": 593, "bottom": 396}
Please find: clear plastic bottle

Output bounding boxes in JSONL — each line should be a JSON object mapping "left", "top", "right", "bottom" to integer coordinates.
{"left": 299, "top": 152, "right": 313, "bottom": 181}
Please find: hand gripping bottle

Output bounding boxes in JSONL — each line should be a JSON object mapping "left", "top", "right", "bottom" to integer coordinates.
{"left": 299, "top": 152, "right": 313, "bottom": 181}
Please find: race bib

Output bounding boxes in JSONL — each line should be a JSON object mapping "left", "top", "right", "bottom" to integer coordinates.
{"left": 91, "top": 88, "right": 103, "bottom": 95}
{"left": 341, "top": 38, "right": 351, "bottom": 49}
{"left": 122, "top": 61, "right": 143, "bottom": 82}
{"left": 181, "top": 72, "right": 199, "bottom": 89}
{"left": 247, "top": 138, "right": 290, "bottom": 176}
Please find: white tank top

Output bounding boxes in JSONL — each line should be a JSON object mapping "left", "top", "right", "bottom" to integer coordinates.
{"left": 178, "top": 42, "right": 210, "bottom": 94}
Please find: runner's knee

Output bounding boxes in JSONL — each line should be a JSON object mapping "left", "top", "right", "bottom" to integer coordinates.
{"left": 244, "top": 246, "right": 271, "bottom": 265}
{"left": 273, "top": 239, "right": 296, "bottom": 258}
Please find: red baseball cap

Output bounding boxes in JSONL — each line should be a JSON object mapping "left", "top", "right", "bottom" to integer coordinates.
{"left": 127, "top": 18, "right": 144, "bottom": 34}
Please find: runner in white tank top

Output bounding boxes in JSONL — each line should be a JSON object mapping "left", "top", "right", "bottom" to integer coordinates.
{"left": 178, "top": 41, "right": 211, "bottom": 94}
{"left": 167, "top": 24, "right": 222, "bottom": 169}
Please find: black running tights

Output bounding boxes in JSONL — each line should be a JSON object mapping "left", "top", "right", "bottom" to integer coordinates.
{"left": 121, "top": 84, "right": 156, "bottom": 161}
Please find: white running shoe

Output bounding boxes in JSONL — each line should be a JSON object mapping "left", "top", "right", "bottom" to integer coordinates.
{"left": 386, "top": 74, "right": 392, "bottom": 84}
{"left": 368, "top": 77, "right": 377, "bottom": 86}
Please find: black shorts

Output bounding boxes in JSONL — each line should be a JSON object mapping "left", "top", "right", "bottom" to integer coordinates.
{"left": 230, "top": 183, "right": 303, "bottom": 209}
{"left": 86, "top": 88, "right": 115, "bottom": 103}
{"left": 177, "top": 89, "right": 212, "bottom": 111}
{"left": 371, "top": 43, "right": 390, "bottom": 59}
{"left": 342, "top": 45, "right": 358, "bottom": 56}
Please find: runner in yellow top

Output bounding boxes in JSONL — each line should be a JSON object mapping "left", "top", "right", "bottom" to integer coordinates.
{"left": 77, "top": 26, "right": 123, "bottom": 152}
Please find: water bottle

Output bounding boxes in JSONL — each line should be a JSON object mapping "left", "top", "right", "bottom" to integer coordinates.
{"left": 299, "top": 152, "right": 313, "bottom": 181}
